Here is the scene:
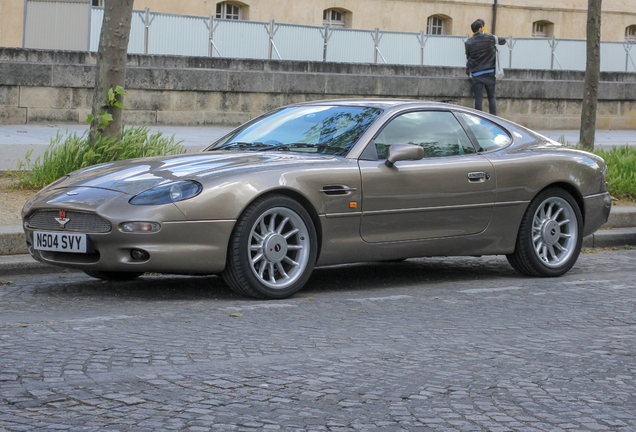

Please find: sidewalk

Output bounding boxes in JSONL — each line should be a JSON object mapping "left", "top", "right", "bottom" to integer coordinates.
{"left": 1, "top": 124, "right": 635, "bottom": 276}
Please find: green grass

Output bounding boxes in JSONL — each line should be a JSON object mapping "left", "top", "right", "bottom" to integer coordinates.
{"left": 592, "top": 146, "right": 636, "bottom": 200}
{"left": 17, "top": 125, "right": 184, "bottom": 189}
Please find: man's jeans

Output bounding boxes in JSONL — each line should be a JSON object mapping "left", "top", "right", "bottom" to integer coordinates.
{"left": 471, "top": 73, "right": 497, "bottom": 115}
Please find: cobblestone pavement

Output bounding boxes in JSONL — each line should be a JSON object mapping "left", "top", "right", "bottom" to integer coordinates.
{"left": 1, "top": 250, "right": 636, "bottom": 431}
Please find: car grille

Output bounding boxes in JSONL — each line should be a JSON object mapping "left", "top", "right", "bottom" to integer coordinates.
{"left": 28, "top": 210, "right": 112, "bottom": 233}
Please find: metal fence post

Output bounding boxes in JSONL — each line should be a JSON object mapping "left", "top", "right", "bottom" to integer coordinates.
{"left": 417, "top": 31, "right": 428, "bottom": 66}
{"left": 144, "top": 8, "right": 150, "bottom": 55}
{"left": 373, "top": 28, "right": 379, "bottom": 64}
{"left": 322, "top": 24, "right": 330, "bottom": 62}
{"left": 268, "top": 19, "right": 274, "bottom": 60}
{"left": 508, "top": 35, "right": 514, "bottom": 69}
{"left": 550, "top": 36, "right": 557, "bottom": 70}
{"left": 265, "top": 20, "right": 282, "bottom": 60}
{"left": 208, "top": 15, "right": 213, "bottom": 57}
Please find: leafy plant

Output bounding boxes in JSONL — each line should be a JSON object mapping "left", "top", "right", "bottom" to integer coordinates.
{"left": 86, "top": 85, "right": 126, "bottom": 129}
{"left": 17, "top": 125, "right": 184, "bottom": 189}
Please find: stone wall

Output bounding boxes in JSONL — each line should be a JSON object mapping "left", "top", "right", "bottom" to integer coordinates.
{"left": 1, "top": 48, "right": 636, "bottom": 130}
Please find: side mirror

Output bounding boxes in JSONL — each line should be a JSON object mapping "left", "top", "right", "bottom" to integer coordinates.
{"left": 385, "top": 144, "right": 425, "bottom": 167}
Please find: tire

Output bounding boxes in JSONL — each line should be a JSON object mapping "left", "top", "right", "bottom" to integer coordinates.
{"left": 222, "top": 195, "right": 318, "bottom": 299}
{"left": 506, "top": 187, "right": 583, "bottom": 277}
{"left": 84, "top": 270, "right": 144, "bottom": 281}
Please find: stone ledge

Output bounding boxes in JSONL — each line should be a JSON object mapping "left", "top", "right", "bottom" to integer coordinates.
{"left": 0, "top": 226, "right": 27, "bottom": 256}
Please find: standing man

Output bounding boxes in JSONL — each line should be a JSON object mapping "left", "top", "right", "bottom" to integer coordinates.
{"left": 465, "top": 20, "right": 506, "bottom": 115}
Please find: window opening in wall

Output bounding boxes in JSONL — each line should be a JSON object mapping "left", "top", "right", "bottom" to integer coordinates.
{"left": 323, "top": 9, "right": 345, "bottom": 27}
{"left": 216, "top": 2, "right": 241, "bottom": 20}
{"left": 91, "top": 0, "right": 104, "bottom": 6}
{"left": 626, "top": 25, "right": 636, "bottom": 42}
{"left": 533, "top": 21, "right": 549, "bottom": 37}
{"left": 427, "top": 16, "right": 444, "bottom": 35}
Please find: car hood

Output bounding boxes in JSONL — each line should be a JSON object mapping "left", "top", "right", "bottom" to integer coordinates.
{"left": 53, "top": 151, "right": 339, "bottom": 195}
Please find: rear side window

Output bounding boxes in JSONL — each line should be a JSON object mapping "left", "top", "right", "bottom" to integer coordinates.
{"left": 455, "top": 112, "right": 512, "bottom": 151}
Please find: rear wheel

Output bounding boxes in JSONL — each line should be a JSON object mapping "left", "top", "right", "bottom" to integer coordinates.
{"left": 84, "top": 270, "right": 144, "bottom": 281}
{"left": 507, "top": 188, "right": 583, "bottom": 277}
{"left": 222, "top": 195, "right": 318, "bottom": 299}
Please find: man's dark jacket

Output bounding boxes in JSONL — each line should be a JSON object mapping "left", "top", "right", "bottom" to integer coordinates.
{"left": 465, "top": 32, "right": 506, "bottom": 75}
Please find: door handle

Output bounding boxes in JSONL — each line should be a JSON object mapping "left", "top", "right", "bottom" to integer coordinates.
{"left": 467, "top": 172, "right": 490, "bottom": 182}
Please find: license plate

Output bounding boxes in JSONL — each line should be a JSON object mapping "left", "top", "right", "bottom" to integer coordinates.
{"left": 34, "top": 231, "right": 87, "bottom": 253}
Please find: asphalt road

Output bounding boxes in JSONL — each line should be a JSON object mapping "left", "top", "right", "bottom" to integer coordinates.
{"left": 1, "top": 251, "right": 636, "bottom": 431}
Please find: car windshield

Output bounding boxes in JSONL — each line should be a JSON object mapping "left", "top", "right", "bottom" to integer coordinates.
{"left": 207, "top": 105, "right": 383, "bottom": 156}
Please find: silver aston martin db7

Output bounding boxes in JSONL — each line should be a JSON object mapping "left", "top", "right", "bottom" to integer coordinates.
{"left": 22, "top": 99, "right": 611, "bottom": 299}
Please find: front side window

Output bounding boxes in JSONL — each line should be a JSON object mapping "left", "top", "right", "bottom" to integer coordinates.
{"left": 455, "top": 112, "right": 511, "bottom": 151}
{"left": 373, "top": 111, "right": 476, "bottom": 159}
{"left": 323, "top": 8, "right": 346, "bottom": 27}
{"left": 626, "top": 25, "right": 636, "bottom": 42}
{"left": 216, "top": 2, "right": 241, "bottom": 20}
{"left": 427, "top": 16, "right": 444, "bottom": 35}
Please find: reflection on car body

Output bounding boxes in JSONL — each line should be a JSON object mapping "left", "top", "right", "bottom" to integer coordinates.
{"left": 22, "top": 99, "right": 611, "bottom": 299}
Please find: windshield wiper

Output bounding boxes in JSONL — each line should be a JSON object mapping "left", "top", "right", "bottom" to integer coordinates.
{"left": 215, "top": 141, "right": 286, "bottom": 151}
{"left": 257, "top": 143, "right": 315, "bottom": 152}
{"left": 211, "top": 142, "right": 252, "bottom": 150}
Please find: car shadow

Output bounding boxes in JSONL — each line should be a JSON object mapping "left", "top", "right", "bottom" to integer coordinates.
{"left": 37, "top": 256, "right": 518, "bottom": 301}
{"left": 302, "top": 256, "right": 518, "bottom": 296}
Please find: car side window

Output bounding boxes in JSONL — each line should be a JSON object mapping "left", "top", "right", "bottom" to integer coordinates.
{"left": 374, "top": 111, "right": 476, "bottom": 159}
{"left": 455, "top": 112, "right": 512, "bottom": 151}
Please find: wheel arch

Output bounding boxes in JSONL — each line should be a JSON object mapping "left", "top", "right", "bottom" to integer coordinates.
{"left": 536, "top": 181, "right": 585, "bottom": 225}
{"left": 240, "top": 188, "right": 324, "bottom": 258}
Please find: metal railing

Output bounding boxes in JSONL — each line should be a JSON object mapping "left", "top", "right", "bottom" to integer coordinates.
{"left": 25, "top": 3, "right": 636, "bottom": 73}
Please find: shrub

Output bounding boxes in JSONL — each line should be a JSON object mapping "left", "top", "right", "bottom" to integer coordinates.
{"left": 18, "top": 125, "right": 184, "bottom": 189}
{"left": 592, "top": 146, "right": 636, "bottom": 200}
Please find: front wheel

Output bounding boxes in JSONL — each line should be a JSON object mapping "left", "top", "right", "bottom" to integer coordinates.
{"left": 507, "top": 188, "right": 583, "bottom": 277}
{"left": 222, "top": 195, "right": 318, "bottom": 299}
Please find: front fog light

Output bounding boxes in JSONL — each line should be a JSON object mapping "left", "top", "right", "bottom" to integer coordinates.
{"left": 131, "top": 249, "right": 150, "bottom": 261}
{"left": 119, "top": 222, "right": 161, "bottom": 233}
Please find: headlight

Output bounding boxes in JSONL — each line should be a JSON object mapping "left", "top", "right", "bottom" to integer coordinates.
{"left": 129, "top": 180, "right": 202, "bottom": 205}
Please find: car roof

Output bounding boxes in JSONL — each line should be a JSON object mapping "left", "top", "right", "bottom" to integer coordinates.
{"left": 293, "top": 98, "right": 453, "bottom": 110}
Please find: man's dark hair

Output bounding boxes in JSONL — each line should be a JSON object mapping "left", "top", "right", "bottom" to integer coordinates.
{"left": 471, "top": 20, "right": 483, "bottom": 33}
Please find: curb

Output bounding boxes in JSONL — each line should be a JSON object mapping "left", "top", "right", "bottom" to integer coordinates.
{"left": 582, "top": 227, "right": 636, "bottom": 248}
{"left": 0, "top": 226, "right": 27, "bottom": 256}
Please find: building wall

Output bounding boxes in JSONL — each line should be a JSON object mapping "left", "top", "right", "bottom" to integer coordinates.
{"left": 1, "top": 0, "right": 636, "bottom": 49}
{"left": 0, "top": 0, "right": 26, "bottom": 48}
{"left": 1, "top": 48, "right": 635, "bottom": 130}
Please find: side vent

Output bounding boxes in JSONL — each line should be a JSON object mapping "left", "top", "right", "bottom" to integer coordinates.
{"left": 320, "top": 185, "right": 357, "bottom": 196}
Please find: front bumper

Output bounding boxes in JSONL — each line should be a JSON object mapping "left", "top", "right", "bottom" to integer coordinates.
{"left": 24, "top": 219, "right": 235, "bottom": 275}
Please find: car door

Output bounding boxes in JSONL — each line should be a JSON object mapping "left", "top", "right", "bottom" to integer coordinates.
{"left": 358, "top": 110, "right": 496, "bottom": 243}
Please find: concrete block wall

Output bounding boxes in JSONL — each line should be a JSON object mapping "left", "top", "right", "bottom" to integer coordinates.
{"left": 1, "top": 47, "right": 635, "bottom": 130}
